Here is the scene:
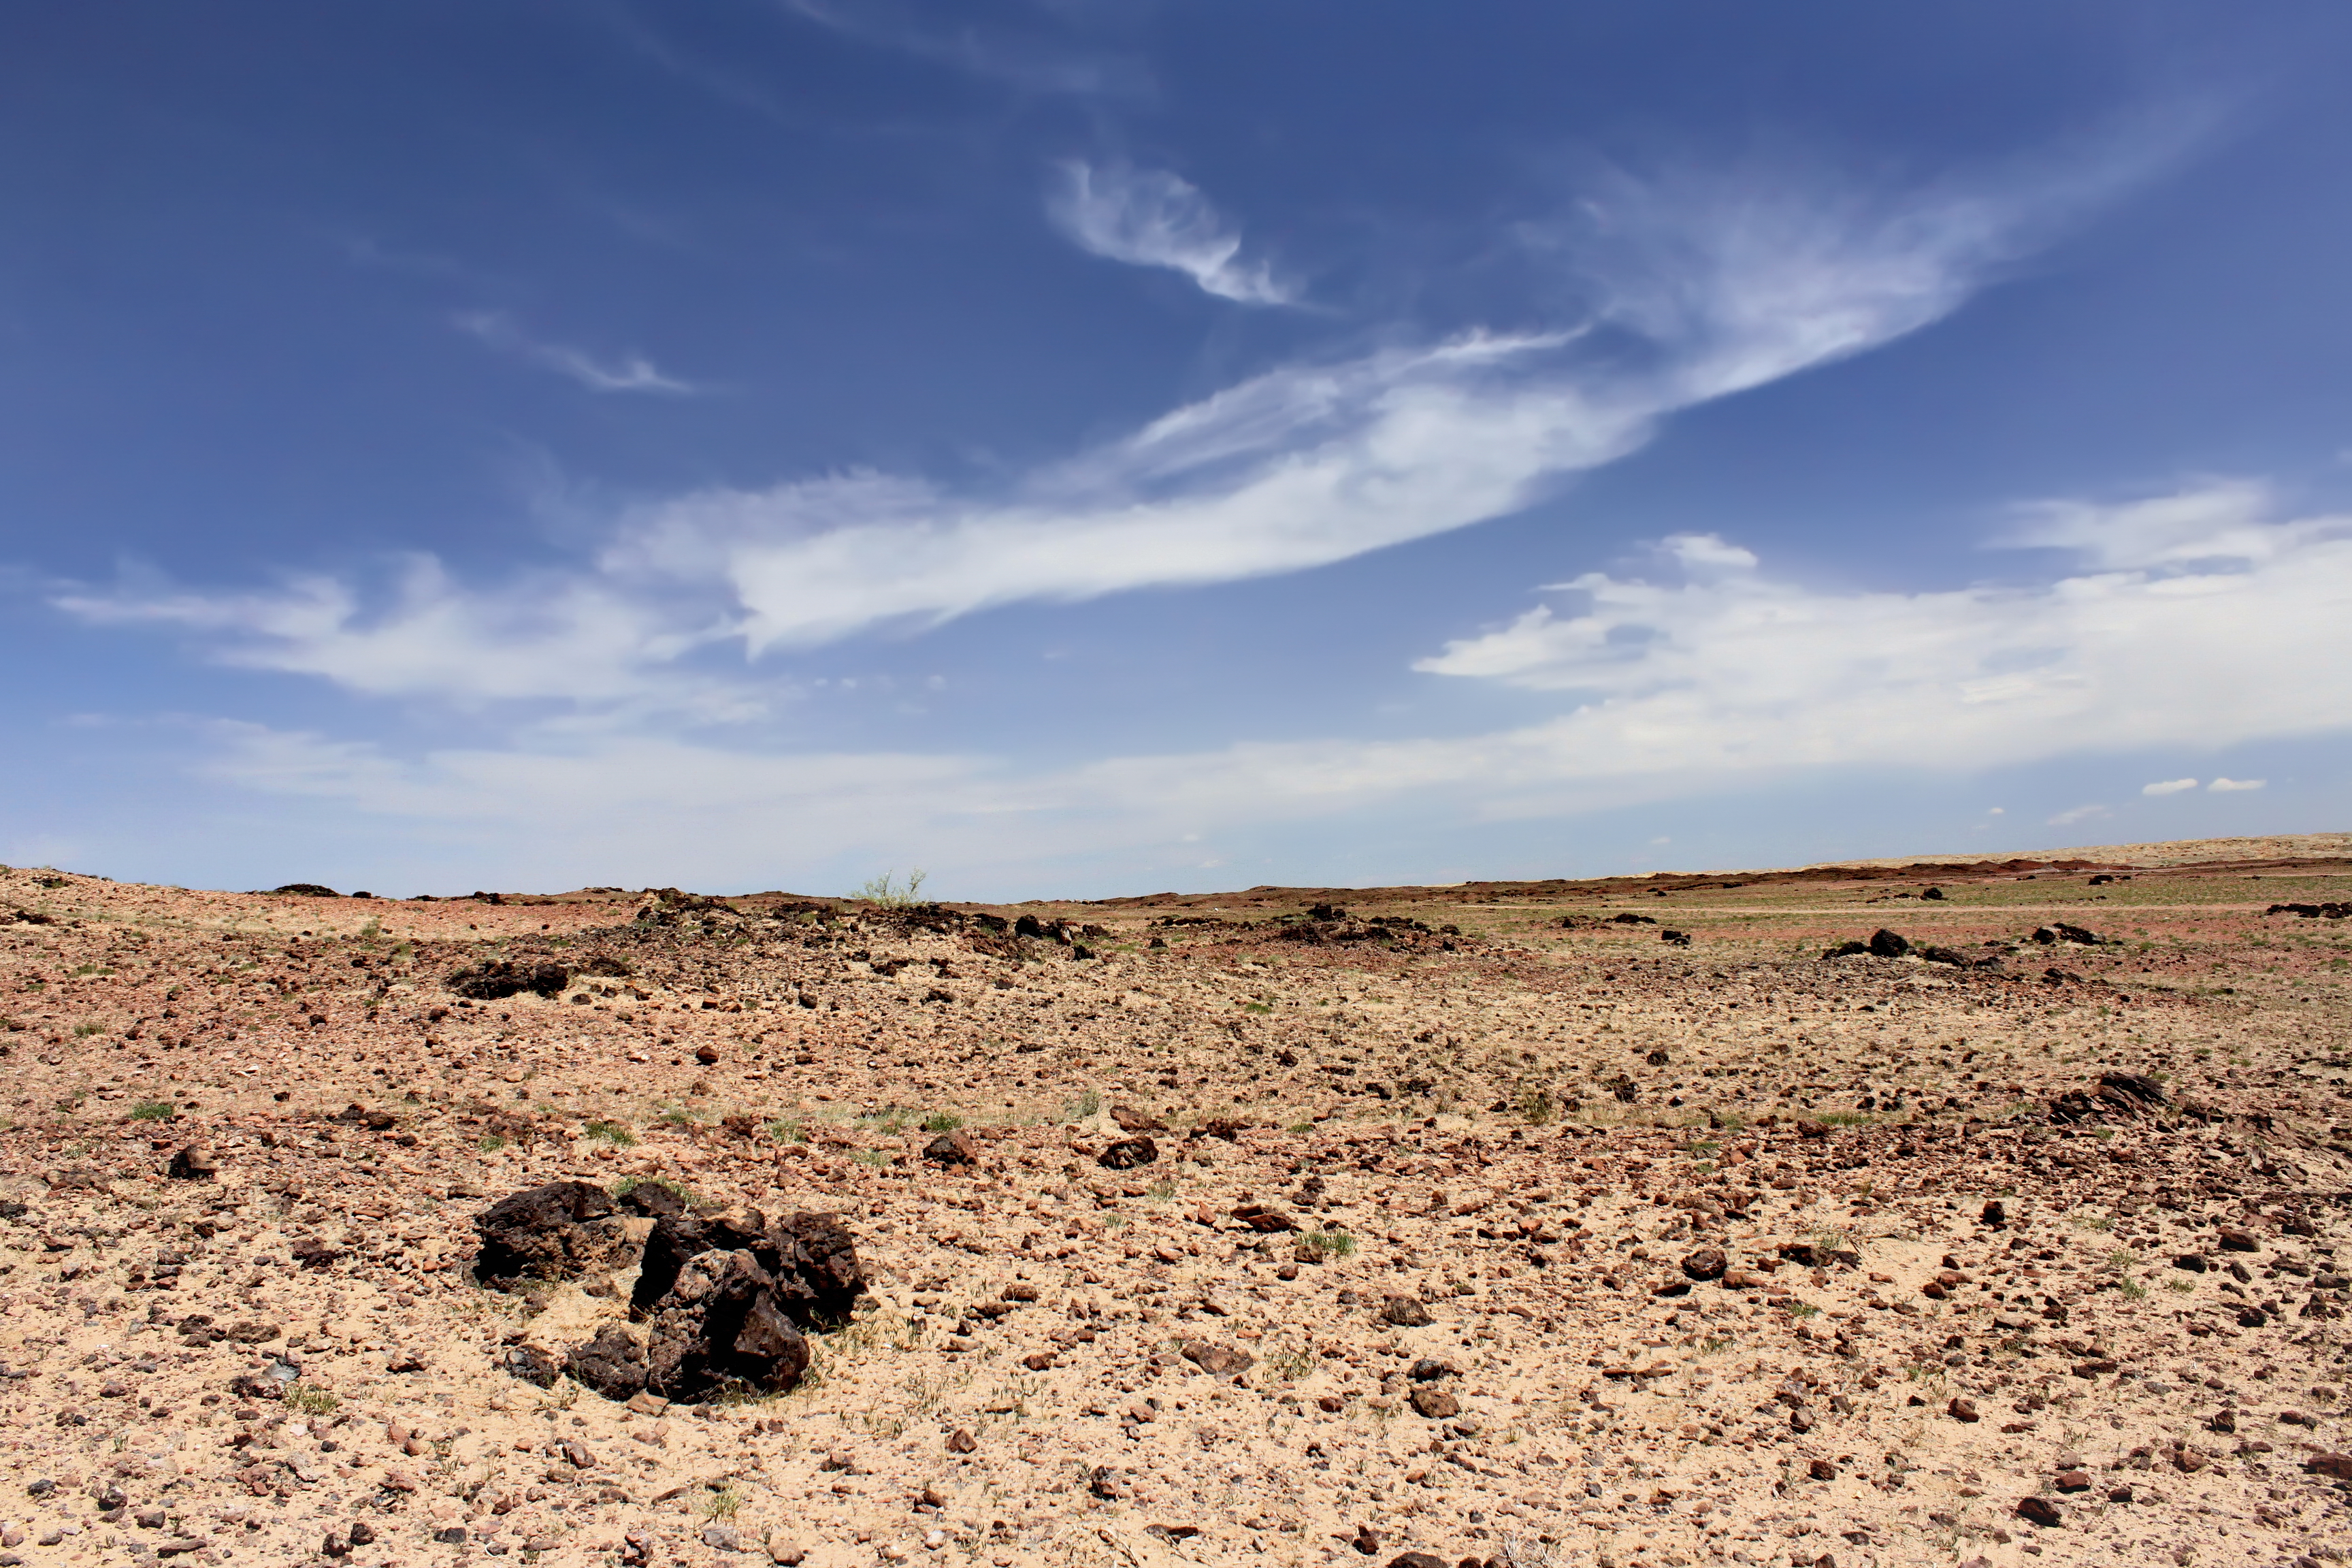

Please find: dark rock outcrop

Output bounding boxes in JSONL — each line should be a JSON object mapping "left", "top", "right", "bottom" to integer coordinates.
{"left": 473, "top": 1182, "right": 635, "bottom": 1288}
{"left": 446, "top": 960, "right": 570, "bottom": 1000}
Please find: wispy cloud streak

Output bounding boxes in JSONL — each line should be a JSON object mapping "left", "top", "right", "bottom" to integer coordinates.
{"left": 59, "top": 157, "right": 2148, "bottom": 708}
{"left": 455, "top": 312, "right": 698, "bottom": 395}
{"left": 1047, "top": 161, "right": 1290, "bottom": 304}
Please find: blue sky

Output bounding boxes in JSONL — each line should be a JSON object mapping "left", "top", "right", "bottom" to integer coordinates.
{"left": 5, "top": 1, "right": 2351, "bottom": 898}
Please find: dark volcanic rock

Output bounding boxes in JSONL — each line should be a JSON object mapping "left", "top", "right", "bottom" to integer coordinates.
{"left": 640, "top": 1248, "right": 812, "bottom": 1401}
{"left": 564, "top": 1324, "right": 647, "bottom": 1402}
{"left": 1098, "top": 1137, "right": 1159, "bottom": 1171}
{"left": 473, "top": 1182, "right": 635, "bottom": 1288}
{"left": 1681, "top": 1247, "right": 1727, "bottom": 1280}
{"left": 630, "top": 1206, "right": 864, "bottom": 1330}
{"left": 1379, "top": 1294, "right": 1434, "bottom": 1328}
{"left": 1867, "top": 928, "right": 1910, "bottom": 958}
{"left": 446, "top": 959, "right": 570, "bottom": 1000}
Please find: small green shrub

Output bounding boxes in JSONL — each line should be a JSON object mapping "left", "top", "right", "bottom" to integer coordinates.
{"left": 921, "top": 1111, "right": 964, "bottom": 1133}
{"left": 129, "top": 1100, "right": 178, "bottom": 1122}
{"left": 477, "top": 1132, "right": 508, "bottom": 1152}
{"left": 853, "top": 869, "right": 928, "bottom": 908}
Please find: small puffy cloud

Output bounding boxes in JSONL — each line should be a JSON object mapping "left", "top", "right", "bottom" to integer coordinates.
{"left": 2047, "top": 804, "right": 2111, "bottom": 828}
{"left": 1047, "top": 161, "right": 1290, "bottom": 305}
{"left": 2142, "top": 777, "right": 2199, "bottom": 796}
{"left": 2208, "top": 777, "right": 2266, "bottom": 791}
{"left": 1987, "top": 807, "right": 2005, "bottom": 815}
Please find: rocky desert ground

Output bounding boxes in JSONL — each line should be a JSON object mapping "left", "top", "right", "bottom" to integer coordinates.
{"left": 3, "top": 833, "right": 2350, "bottom": 1568}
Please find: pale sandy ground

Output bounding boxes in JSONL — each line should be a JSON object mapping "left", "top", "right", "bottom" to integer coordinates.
{"left": 1, "top": 842, "right": 2349, "bottom": 1568}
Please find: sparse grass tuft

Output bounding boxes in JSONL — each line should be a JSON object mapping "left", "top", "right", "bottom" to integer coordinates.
{"left": 765, "top": 1117, "right": 806, "bottom": 1143}
{"left": 1816, "top": 1109, "right": 1874, "bottom": 1127}
{"left": 72, "top": 1021, "right": 105, "bottom": 1037}
{"left": 129, "top": 1100, "right": 178, "bottom": 1122}
{"left": 1516, "top": 1088, "right": 1556, "bottom": 1126}
{"left": 1146, "top": 1177, "right": 1177, "bottom": 1200}
{"left": 582, "top": 1119, "right": 637, "bottom": 1147}
{"left": 1298, "top": 1228, "right": 1357, "bottom": 1260}
{"left": 285, "top": 1384, "right": 339, "bottom": 1416}
{"left": 921, "top": 1111, "right": 964, "bottom": 1133}
{"left": 1060, "top": 1090, "right": 1102, "bottom": 1123}
{"left": 477, "top": 1132, "right": 508, "bottom": 1152}
{"left": 700, "top": 1482, "right": 743, "bottom": 1521}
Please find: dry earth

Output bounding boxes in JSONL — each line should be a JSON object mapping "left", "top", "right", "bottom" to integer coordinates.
{"left": 3, "top": 836, "right": 2350, "bottom": 1568}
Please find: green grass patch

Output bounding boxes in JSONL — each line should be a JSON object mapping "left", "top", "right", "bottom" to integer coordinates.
{"left": 284, "top": 1384, "right": 339, "bottom": 1416}
{"left": 128, "top": 1100, "right": 177, "bottom": 1122}
{"left": 764, "top": 1117, "right": 806, "bottom": 1143}
{"left": 1298, "top": 1228, "right": 1357, "bottom": 1260}
{"left": 1059, "top": 1090, "right": 1102, "bottom": 1123}
{"left": 72, "top": 1021, "right": 106, "bottom": 1037}
{"left": 476, "top": 1132, "right": 508, "bottom": 1152}
{"left": 582, "top": 1119, "right": 637, "bottom": 1147}
{"left": 921, "top": 1111, "right": 964, "bottom": 1133}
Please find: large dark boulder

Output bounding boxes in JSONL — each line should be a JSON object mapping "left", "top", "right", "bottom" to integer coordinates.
{"left": 630, "top": 1207, "right": 865, "bottom": 1326}
{"left": 473, "top": 1182, "right": 634, "bottom": 1288}
{"left": 640, "top": 1249, "right": 813, "bottom": 1401}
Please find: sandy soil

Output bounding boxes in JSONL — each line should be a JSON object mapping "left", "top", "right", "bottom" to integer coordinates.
{"left": 1, "top": 838, "right": 2349, "bottom": 1568}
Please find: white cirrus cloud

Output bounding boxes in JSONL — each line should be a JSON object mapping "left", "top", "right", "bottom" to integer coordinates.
{"left": 2046, "top": 804, "right": 2112, "bottom": 828}
{"left": 1047, "top": 161, "right": 1290, "bottom": 304}
{"left": 455, "top": 311, "right": 698, "bottom": 395}
{"left": 2208, "top": 777, "right": 2266, "bottom": 791}
{"left": 57, "top": 154, "right": 2166, "bottom": 715}
{"left": 2141, "top": 778, "right": 2199, "bottom": 796}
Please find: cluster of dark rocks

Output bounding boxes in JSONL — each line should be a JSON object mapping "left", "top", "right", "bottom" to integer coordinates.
{"left": 445, "top": 958, "right": 572, "bottom": 1000}
{"left": 2266, "top": 901, "right": 2351, "bottom": 919}
{"left": 2048, "top": 1070, "right": 2169, "bottom": 1125}
{"left": 472, "top": 1180, "right": 864, "bottom": 1403}
{"left": 1820, "top": 928, "right": 2001, "bottom": 966}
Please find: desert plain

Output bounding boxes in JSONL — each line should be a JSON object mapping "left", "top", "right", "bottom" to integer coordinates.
{"left": 1, "top": 832, "right": 2350, "bottom": 1568}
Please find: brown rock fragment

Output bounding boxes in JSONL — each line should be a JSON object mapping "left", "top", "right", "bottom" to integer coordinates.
{"left": 2014, "top": 1497, "right": 2061, "bottom": 1528}
{"left": 1408, "top": 1386, "right": 1460, "bottom": 1420}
